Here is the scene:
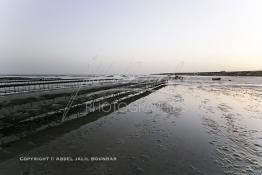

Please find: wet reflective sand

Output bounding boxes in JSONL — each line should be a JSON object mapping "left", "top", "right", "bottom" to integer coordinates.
{"left": 0, "top": 79, "right": 261, "bottom": 175}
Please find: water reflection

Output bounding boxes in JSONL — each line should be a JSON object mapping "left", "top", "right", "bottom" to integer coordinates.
{"left": 0, "top": 80, "right": 261, "bottom": 175}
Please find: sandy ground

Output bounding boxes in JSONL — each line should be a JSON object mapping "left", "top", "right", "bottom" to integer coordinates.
{"left": 0, "top": 80, "right": 261, "bottom": 175}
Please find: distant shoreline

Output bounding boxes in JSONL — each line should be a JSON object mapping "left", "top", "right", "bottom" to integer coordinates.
{"left": 154, "top": 70, "right": 262, "bottom": 77}
{"left": 0, "top": 70, "right": 262, "bottom": 77}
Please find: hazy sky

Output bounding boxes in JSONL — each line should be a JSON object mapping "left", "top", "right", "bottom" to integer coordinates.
{"left": 0, "top": 0, "right": 262, "bottom": 75}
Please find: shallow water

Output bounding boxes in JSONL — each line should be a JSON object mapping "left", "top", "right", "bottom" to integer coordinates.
{"left": 0, "top": 78, "right": 262, "bottom": 175}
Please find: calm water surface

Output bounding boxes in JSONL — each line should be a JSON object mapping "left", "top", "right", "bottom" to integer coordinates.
{"left": 0, "top": 77, "right": 261, "bottom": 175}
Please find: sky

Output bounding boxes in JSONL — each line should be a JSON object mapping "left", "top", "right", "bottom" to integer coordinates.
{"left": 0, "top": 0, "right": 262, "bottom": 75}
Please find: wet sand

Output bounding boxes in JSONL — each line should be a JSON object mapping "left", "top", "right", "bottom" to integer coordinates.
{"left": 0, "top": 79, "right": 261, "bottom": 175}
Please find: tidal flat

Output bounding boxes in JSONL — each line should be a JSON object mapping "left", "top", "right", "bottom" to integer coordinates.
{"left": 0, "top": 76, "right": 261, "bottom": 175}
